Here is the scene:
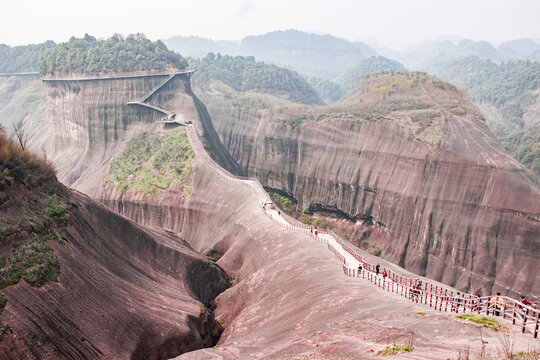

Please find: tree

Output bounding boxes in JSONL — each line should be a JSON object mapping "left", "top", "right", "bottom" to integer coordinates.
{"left": 13, "top": 121, "right": 27, "bottom": 151}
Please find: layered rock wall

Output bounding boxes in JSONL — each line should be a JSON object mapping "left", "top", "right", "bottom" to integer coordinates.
{"left": 198, "top": 84, "right": 540, "bottom": 299}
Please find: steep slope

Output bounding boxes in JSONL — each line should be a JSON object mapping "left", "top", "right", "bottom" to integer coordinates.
{"left": 0, "top": 131, "right": 229, "bottom": 358}
{"left": 421, "top": 56, "right": 540, "bottom": 175}
{"left": 199, "top": 72, "right": 540, "bottom": 299}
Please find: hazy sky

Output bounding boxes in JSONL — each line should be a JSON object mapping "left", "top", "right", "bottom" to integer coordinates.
{"left": 1, "top": 0, "right": 539, "bottom": 50}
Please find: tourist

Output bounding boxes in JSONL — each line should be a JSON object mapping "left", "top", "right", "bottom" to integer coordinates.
{"left": 518, "top": 296, "right": 532, "bottom": 321}
{"left": 453, "top": 292, "right": 463, "bottom": 312}
{"left": 491, "top": 292, "right": 504, "bottom": 316}
{"left": 382, "top": 270, "right": 387, "bottom": 281}
{"left": 376, "top": 263, "right": 380, "bottom": 276}
{"left": 358, "top": 263, "right": 362, "bottom": 274}
{"left": 314, "top": 226, "right": 318, "bottom": 236}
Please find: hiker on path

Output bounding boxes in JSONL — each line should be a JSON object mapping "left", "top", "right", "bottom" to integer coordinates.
{"left": 491, "top": 292, "right": 504, "bottom": 316}
{"left": 382, "top": 270, "right": 387, "bottom": 281}
{"left": 358, "top": 263, "right": 362, "bottom": 274}
{"left": 375, "top": 263, "right": 380, "bottom": 276}
{"left": 519, "top": 296, "right": 532, "bottom": 321}
{"left": 314, "top": 226, "right": 318, "bottom": 237}
{"left": 453, "top": 292, "right": 463, "bottom": 312}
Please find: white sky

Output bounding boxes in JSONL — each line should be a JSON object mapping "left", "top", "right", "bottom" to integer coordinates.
{"left": 1, "top": 0, "right": 539, "bottom": 50}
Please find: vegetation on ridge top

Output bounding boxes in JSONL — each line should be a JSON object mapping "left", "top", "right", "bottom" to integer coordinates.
{"left": 188, "top": 53, "right": 323, "bottom": 105}
{"left": 0, "top": 41, "right": 56, "bottom": 73}
{"left": 104, "top": 127, "right": 193, "bottom": 196}
{"left": 0, "top": 126, "right": 76, "bottom": 341}
{"left": 39, "top": 33, "right": 187, "bottom": 76}
{"left": 336, "top": 56, "right": 408, "bottom": 92}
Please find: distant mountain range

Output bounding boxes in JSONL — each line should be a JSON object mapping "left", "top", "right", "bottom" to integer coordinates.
{"left": 164, "top": 30, "right": 540, "bottom": 78}
{"left": 165, "top": 29, "right": 376, "bottom": 80}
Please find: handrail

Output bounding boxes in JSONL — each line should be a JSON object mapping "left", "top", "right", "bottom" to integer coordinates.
{"left": 184, "top": 124, "right": 540, "bottom": 339}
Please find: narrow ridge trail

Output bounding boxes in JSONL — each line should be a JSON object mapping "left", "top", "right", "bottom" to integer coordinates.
{"left": 184, "top": 123, "right": 540, "bottom": 339}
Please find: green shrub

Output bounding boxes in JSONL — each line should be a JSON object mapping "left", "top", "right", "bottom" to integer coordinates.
{"left": 0, "top": 266, "right": 22, "bottom": 289}
{"left": 269, "top": 191, "right": 293, "bottom": 213}
{"left": 0, "top": 324, "right": 12, "bottom": 341}
{"left": 11, "top": 240, "right": 60, "bottom": 287}
{"left": 45, "top": 195, "right": 68, "bottom": 224}
{"left": 457, "top": 314, "right": 504, "bottom": 331}
{"left": 377, "top": 344, "right": 412, "bottom": 355}
{"left": 0, "top": 295, "right": 6, "bottom": 312}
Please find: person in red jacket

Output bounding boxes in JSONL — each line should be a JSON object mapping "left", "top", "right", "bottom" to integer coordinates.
{"left": 519, "top": 296, "right": 532, "bottom": 321}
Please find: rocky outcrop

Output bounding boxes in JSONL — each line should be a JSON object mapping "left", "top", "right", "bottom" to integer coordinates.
{"left": 0, "top": 167, "right": 229, "bottom": 358}
{"left": 199, "top": 73, "right": 540, "bottom": 299}
{"left": 41, "top": 72, "right": 243, "bottom": 197}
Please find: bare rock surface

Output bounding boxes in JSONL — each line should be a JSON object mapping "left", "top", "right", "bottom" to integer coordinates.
{"left": 199, "top": 73, "right": 540, "bottom": 299}
{"left": 171, "top": 157, "right": 539, "bottom": 359}
{"left": 0, "top": 182, "right": 229, "bottom": 359}
{"left": 7, "top": 71, "right": 539, "bottom": 358}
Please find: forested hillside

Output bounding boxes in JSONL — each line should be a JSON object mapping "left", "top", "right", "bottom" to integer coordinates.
{"left": 0, "top": 41, "right": 56, "bottom": 73}
{"left": 39, "top": 34, "right": 187, "bottom": 76}
{"left": 427, "top": 56, "right": 540, "bottom": 175}
{"left": 336, "top": 56, "right": 407, "bottom": 91}
{"left": 306, "top": 77, "right": 345, "bottom": 104}
{"left": 188, "top": 53, "right": 323, "bottom": 105}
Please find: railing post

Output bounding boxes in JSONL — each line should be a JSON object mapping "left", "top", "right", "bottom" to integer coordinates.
{"left": 512, "top": 302, "right": 516, "bottom": 325}
{"left": 534, "top": 311, "right": 539, "bottom": 338}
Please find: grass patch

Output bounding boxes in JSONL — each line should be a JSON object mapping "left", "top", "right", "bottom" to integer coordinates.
{"left": 377, "top": 344, "right": 413, "bottom": 356}
{"left": 417, "top": 312, "right": 425, "bottom": 316}
{"left": 217, "top": 319, "right": 225, "bottom": 325}
{"left": 0, "top": 265, "right": 22, "bottom": 289}
{"left": 103, "top": 128, "right": 193, "bottom": 195}
{"left": 457, "top": 314, "right": 505, "bottom": 331}
{"left": 358, "top": 239, "right": 382, "bottom": 256}
{"left": 11, "top": 240, "right": 60, "bottom": 287}
{"left": 269, "top": 191, "right": 295, "bottom": 214}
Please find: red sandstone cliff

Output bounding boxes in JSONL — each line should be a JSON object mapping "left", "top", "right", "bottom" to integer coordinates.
{"left": 0, "top": 135, "right": 229, "bottom": 358}
{"left": 198, "top": 73, "right": 540, "bottom": 299}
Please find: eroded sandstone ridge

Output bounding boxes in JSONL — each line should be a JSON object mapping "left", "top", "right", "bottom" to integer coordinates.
{"left": 0, "top": 130, "right": 229, "bottom": 358}
{"left": 199, "top": 73, "right": 540, "bottom": 299}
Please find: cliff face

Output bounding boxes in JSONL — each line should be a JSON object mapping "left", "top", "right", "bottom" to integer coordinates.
{"left": 42, "top": 72, "right": 244, "bottom": 195}
{"left": 199, "top": 73, "right": 540, "bottom": 298}
{"left": 0, "top": 133, "right": 229, "bottom": 358}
